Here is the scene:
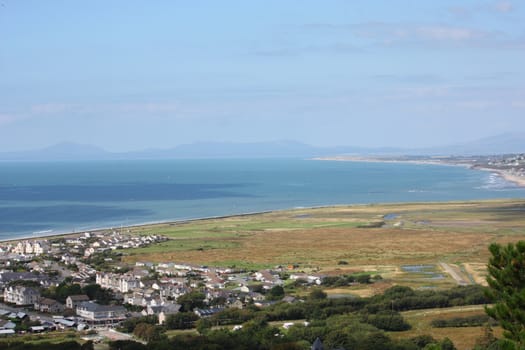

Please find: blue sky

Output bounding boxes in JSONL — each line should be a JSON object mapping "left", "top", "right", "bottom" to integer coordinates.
{"left": 1, "top": 1, "right": 524, "bottom": 152}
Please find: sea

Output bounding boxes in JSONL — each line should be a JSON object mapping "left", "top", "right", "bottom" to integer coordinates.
{"left": 1, "top": 159, "right": 524, "bottom": 240}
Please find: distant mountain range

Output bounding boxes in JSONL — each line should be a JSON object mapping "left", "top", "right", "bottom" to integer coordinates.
{"left": 1, "top": 133, "right": 524, "bottom": 161}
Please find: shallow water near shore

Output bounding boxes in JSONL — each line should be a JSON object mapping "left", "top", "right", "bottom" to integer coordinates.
{"left": 1, "top": 158, "right": 524, "bottom": 240}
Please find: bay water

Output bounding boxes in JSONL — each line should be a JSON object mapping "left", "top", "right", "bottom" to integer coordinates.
{"left": 1, "top": 159, "right": 524, "bottom": 240}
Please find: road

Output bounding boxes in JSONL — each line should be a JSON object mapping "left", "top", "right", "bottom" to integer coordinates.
{"left": 439, "top": 262, "right": 470, "bottom": 286}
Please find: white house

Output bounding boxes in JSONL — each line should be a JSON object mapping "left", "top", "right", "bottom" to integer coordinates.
{"left": 3, "top": 285, "right": 40, "bottom": 305}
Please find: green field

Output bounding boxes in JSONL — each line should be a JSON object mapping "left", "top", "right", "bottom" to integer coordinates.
{"left": 116, "top": 199, "right": 525, "bottom": 291}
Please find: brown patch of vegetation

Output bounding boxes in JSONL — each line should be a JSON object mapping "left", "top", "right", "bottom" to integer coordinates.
{"left": 392, "top": 306, "right": 503, "bottom": 350}
{"left": 122, "top": 200, "right": 525, "bottom": 288}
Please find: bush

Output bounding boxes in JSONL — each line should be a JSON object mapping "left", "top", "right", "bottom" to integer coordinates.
{"left": 431, "top": 315, "right": 496, "bottom": 328}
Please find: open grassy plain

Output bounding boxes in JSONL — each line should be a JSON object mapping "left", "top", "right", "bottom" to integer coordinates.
{"left": 389, "top": 305, "right": 503, "bottom": 350}
{"left": 121, "top": 199, "right": 525, "bottom": 291}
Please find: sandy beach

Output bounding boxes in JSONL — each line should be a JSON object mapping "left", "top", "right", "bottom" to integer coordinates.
{"left": 315, "top": 156, "right": 525, "bottom": 189}
{"left": 481, "top": 168, "right": 525, "bottom": 188}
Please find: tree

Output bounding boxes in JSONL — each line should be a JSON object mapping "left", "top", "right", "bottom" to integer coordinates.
{"left": 267, "top": 285, "right": 285, "bottom": 300}
{"left": 82, "top": 284, "right": 114, "bottom": 305}
{"left": 176, "top": 291, "right": 205, "bottom": 312}
{"left": 195, "top": 318, "right": 213, "bottom": 334}
{"left": 309, "top": 288, "right": 327, "bottom": 300}
{"left": 81, "top": 341, "right": 94, "bottom": 350}
{"left": 133, "top": 323, "right": 163, "bottom": 342}
{"left": 485, "top": 241, "right": 525, "bottom": 348}
{"left": 165, "top": 312, "right": 199, "bottom": 330}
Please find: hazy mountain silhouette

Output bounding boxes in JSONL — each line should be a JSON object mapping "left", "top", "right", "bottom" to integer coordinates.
{"left": 1, "top": 133, "right": 523, "bottom": 161}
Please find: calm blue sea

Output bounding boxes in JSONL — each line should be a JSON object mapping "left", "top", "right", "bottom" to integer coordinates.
{"left": 1, "top": 159, "right": 524, "bottom": 240}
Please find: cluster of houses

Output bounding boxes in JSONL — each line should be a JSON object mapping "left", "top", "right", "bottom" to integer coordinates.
{"left": 0, "top": 230, "right": 167, "bottom": 259}
{"left": 95, "top": 262, "right": 322, "bottom": 320}
{"left": 2, "top": 285, "right": 126, "bottom": 326}
{"left": 0, "top": 258, "right": 323, "bottom": 331}
{"left": 0, "top": 228, "right": 328, "bottom": 338}
{"left": 481, "top": 153, "right": 525, "bottom": 178}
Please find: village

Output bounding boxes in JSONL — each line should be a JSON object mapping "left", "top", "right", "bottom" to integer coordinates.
{"left": 0, "top": 230, "right": 325, "bottom": 339}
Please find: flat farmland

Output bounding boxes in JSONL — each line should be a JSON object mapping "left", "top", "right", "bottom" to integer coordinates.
{"left": 121, "top": 199, "right": 525, "bottom": 287}
{"left": 389, "top": 305, "right": 503, "bottom": 350}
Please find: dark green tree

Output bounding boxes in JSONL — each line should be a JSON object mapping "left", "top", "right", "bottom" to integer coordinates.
{"left": 176, "top": 291, "right": 205, "bottom": 312}
{"left": 267, "top": 285, "right": 285, "bottom": 300}
{"left": 165, "top": 312, "right": 199, "bottom": 329}
{"left": 485, "top": 241, "right": 525, "bottom": 348}
{"left": 82, "top": 284, "right": 114, "bottom": 305}
{"left": 309, "top": 288, "right": 327, "bottom": 300}
{"left": 195, "top": 317, "right": 213, "bottom": 334}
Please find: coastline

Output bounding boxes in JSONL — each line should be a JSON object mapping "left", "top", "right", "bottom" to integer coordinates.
{"left": 3, "top": 198, "right": 525, "bottom": 245}
{"left": 314, "top": 156, "right": 525, "bottom": 189}
{"left": 475, "top": 167, "right": 525, "bottom": 188}
{"left": 2, "top": 158, "right": 524, "bottom": 244}
{"left": 0, "top": 210, "right": 276, "bottom": 244}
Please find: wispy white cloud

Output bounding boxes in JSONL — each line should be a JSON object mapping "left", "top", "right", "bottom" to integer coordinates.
{"left": 511, "top": 100, "right": 525, "bottom": 108}
{"left": 253, "top": 43, "right": 362, "bottom": 57}
{"left": 415, "top": 26, "right": 481, "bottom": 41}
{"left": 29, "top": 102, "right": 181, "bottom": 116}
{"left": 494, "top": 0, "right": 514, "bottom": 13}
{"left": 449, "top": 1, "right": 515, "bottom": 18}
{"left": 352, "top": 22, "right": 495, "bottom": 47}
{"left": 371, "top": 74, "right": 441, "bottom": 84}
{"left": 31, "top": 103, "right": 69, "bottom": 114}
{"left": 0, "top": 113, "right": 17, "bottom": 126}
{"left": 114, "top": 103, "right": 179, "bottom": 114}
{"left": 299, "top": 20, "right": 523, "bottom": 50}
{"left": 383, "top": 85, "right": 452, "bottom": 101}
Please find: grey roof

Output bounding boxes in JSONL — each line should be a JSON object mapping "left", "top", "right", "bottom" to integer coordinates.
{"left": 67, "top": 294, "right": 89, "bottom": 301}
{"left": 194, "top": 307, "right": 222, "bottom": 316}
{"left": 0, "top": 272, "right": 45, "bottom": 282}
{"left": 312, "top": 337, "right": 324, "bottom": 350}
{"left": 0, "top": 320, "right": 16, "bottom": 330}
{"left": 38, "top": 297, "right": 62, "bottom": 306}
{"left": 0, "top": 309, "right": 10, "bottom": 316}
{"left": 78, "top": 301, "right": 126, "bottom": 313}
{"left": 56, "top": 319, "right": 76, "bottom": 327}
{"left": 160, "top": 303, "right": 181, "bottom": 314}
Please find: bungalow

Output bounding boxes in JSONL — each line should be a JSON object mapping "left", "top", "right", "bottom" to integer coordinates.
{"left": 229, "top": 299, "right": 244, "bottom": 309}
{"left": 55, "top": 318, "right": 76, "bottom": 329}
{"left": 0, "top": 309, "right": 10, "bottom": 317}
{"left": 34, "top": 297, "right": 65, "bottom": 313}
{"left": 204, "top": 273, "right": 225, "bottom": 289}
{"left": 290, "top": 273, "right": 322, "bottom": 285}
{"left": 0, "top": 320, "right": 16, "bottom": 330}
{"left": 254, "top": 270, "right": 283, "bottom": 285}
{"left": 0, "top": 329, "right": 15, "bottom": 336}
{"left": 66, "top": 295, "right": 90, "bottom": 309}
{"left": 193, "top": 307, "right": 223, "bottom": 318}
{"left": 254, "top": 300, "right": 278, "bottom": 308}
{"left": 158, "top": 304, "right": 182, "bottom": 325}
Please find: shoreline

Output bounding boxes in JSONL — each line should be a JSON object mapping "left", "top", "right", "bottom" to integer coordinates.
{"left": 314, "top": 156, "right": 525, "bottom": 189}
{"left": 1, "top": 202, "right": 389, "bottom": 244}
{"left": 3, "top": 199, "right": 525, "bottom": 245}
{"left": 2, "top": 158, "right": 524, "bottom": 244}
{"left": 0, "top": 210, "right": 276, "bottom": 244}
{"left": 475, "top": 167, "right": 525, "bottom": 188}
{"left": 312, "top": 156, "right": 473, "bottom": 168}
